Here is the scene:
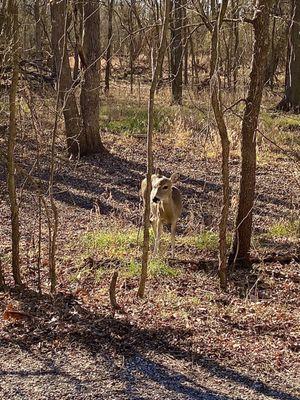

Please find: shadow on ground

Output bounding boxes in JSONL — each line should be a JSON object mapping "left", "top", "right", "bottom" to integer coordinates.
{"left": 0, "top": 288, "right": 298, "bottom": 400}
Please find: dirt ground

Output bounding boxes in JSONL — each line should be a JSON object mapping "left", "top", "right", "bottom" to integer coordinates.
{"left": 0, "top": 105, "right": 300, "bottom": 399}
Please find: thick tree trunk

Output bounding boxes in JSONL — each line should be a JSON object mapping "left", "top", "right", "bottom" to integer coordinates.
{"left": 229, "top": 0, "right": 274, "bottom": 267}
{"left": 7, "top": 0, "right": 22, "bottom": 286}
{"left": 105, "top": 0, "right": 114, "bottom": 93}
{"left": 79, "top": 0, "right": 105, "bottom": 155}
{"left": 170, "top": 0, "right": 183, "bottom": 104}
{"left": 50, "top": 0, "right": 82, "bottom": 156}
{"left": 277, "top": 0, "right": 300, "bottom": 112}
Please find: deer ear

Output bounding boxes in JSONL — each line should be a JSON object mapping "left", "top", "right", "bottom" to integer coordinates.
{"left": 155, "top": 167, "right": 162, "bottom": 177}
{"left": 170, "top": 173, "right": 180, "bottom": 183}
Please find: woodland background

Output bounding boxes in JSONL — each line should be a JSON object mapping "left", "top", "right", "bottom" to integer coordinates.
{"left": 0, "top": 0, "right": 299, "bottom": 399}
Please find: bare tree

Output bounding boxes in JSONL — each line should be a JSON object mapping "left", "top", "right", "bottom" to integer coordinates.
{"left": 170, "top": 0, "right": 183, "bottom": 104}
{"left": 210, "top": 0, "right": 230, "bottom": 290}
{"left": 229, "top": 0, "right": 274, "bottom": 267}
{"left": 50, "top": 0, "right": 82, "bottom": 156}
{"left": 138, "top": 0, "right": 171, "bottom": 298}
{"left": 277, "top": 0, "right": 300, "bottom": 112}
{"left": 79, "top": 0, "right": 106, "bottom": 155}
{"left": 7, "top": 0, "right": 22, "bottom": 286}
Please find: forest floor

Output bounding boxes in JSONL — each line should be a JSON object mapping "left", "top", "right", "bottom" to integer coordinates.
{"left": 0, "top": 83, "right": 299, "bottom": 399}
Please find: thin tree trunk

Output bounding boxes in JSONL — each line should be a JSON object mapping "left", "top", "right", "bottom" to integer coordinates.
{"left": 210, "top": 0, "right": 230, "bottom": 290}
{"left": 229, "top": 0, "right": 274, "bottom": 267}
{"left": 190, "top": 35, "right": 198, "bottom": 89}
{"left": 34, "top": 0, "right": 42, "bottom": 62}
{"left": 233, "top": 0, "right": 239, "bottom": 92}
{"left": 105, "top": 0, "right": 114, "bottom": 93}
{"left": 73, "top": 46, "right": 80, "bottom": 81}
{"left": 128, "top": 0, "right": 135, "bottom": 94}
{"left": 79, "top": 0, "right": 106, "bottom": 156}
{"left": 0, "top": 258, "right": 5, "bottom": 288}
{"left": 170, "top": 0, "right": 183, "bottom": 104}
{"left": 7, "top": 0, "right": 22, "bottom": 286}
{"left": 183, "top": 0, "right": 188, "bottom": 85}
{"left": 138, "top": 0, "right": 171, "bottom": 298}
{"left": 73, "top": 0, "right": 83, "bottom": 82}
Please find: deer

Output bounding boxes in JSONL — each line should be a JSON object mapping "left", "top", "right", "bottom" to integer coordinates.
{"left": 141, "top": 168, "right": 182, "bottom": 258}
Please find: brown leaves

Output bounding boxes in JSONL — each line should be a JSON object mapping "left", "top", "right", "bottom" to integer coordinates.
{"left": 2, "top": 303, "right": 32, "bottom": 322}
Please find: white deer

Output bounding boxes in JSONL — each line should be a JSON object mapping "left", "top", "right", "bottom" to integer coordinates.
{"left": 141, "top": 168, "right": 182, "bottom": 257}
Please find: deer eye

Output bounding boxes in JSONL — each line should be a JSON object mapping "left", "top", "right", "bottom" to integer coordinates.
{"left": 163, "top": 185, "right": 168, "bottom": 190}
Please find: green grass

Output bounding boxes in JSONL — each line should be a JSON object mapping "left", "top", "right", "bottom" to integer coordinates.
{"left": 266, "top": 220, "right": 300, "bottom": 239}
{"left": 82, "top": 228, "right": 140, "bottom": 259}
{"left": 261, "top": 112, "right": 300, "bottom": 129}
{"left": 178, "top": 230, "right": 232, "bottom": 252}
{"left": 261, "top": 112, "right": 300, "bottom": 147}
{"left": 100, "top": 106, "right": 169, "bottom": 136}
{"left": 124, "top": 258, "right": 180, "bottom": 278}
{"left": 195, "top": 230, "right": 220, "bottom": 251}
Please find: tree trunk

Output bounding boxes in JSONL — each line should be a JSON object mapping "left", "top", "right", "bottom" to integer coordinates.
{"left": 73, "top": 0, "right": 83, "bottom": 82}
{"left": 183, "top": 1, "right": 188, "bottom": 85}
{"left": 210, "top": 0, "right": 230, "bottom": 290}
{"left": 0, "top": 258, "right": 5, "bottom": 288}
{"left": 229, "top": 0, "right": 274, "bottom": 267}
{"left": 50, "top": 0, "right": 82, "bottom": 156}
{"left": 7, "top": 0, "right": 22, "bottom": 286}
{"left": 232, "top": 0, "right": 239, "bottom": 92}
{"left": 190, "top": 35, "right": 199, "bottom": 89}
{"left": 138, "top": 0, "right": 171, "bottom": 298}
{"left": 129, "top": 0, "right": 134, "bottom": 93}
{"left": 170, "top": 0, "right": 183, "bottom": 104}
{"left": 79, "top": 0, "right": 106, "bottom": 156}
{"left": 105, "top": 0, "right": 114, "bottom": 93}
{"left": 34, "top": 0, "right": 42, "bottom": 62}
{"left": 277, "top": 0, "right": 300, "bottom": 112}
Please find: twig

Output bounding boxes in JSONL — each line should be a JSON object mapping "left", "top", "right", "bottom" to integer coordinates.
{"left": 109, "top": 271, "right": 122, "bottom": 315}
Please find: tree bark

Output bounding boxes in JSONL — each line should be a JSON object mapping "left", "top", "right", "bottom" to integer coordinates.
{"left": 138, "top": 0, "right": 171, "bottom": 298}
{"left": 7, "top": 0, "right": 22, "bottom": 286}
{"left": 277, "top": 0, "right": 300, "bottom": 112}
{"left": 229, "top": 0, "right": 274, "bottom": 267}
{"left": 170, "top": 0, "right": 183, "bottom": 104}
{"left": 79, "top": 0, "right": 106, "bottom": 155}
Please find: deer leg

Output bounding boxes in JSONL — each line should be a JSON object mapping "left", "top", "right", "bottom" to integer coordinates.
{"left": 151, "top": 218, "right": 157, "bottom": 249}
{"left": 171, "top": 222, "right": 176, "bottom": 258}
{"left": 154, "top": 219, "right": 162, "bottom": 256}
